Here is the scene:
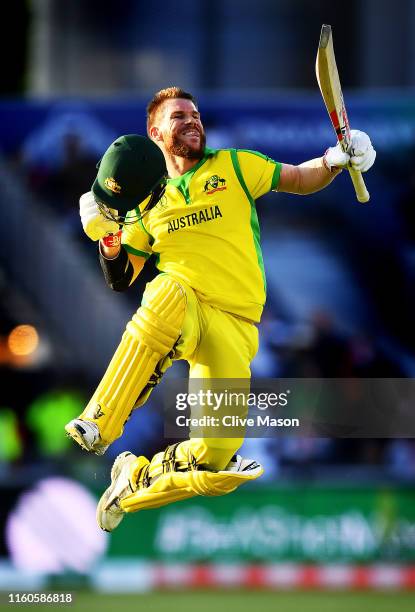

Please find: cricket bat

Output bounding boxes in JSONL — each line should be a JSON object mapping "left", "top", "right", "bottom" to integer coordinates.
{"left": 316, "top": 24, "right": 370, "bottom": 203}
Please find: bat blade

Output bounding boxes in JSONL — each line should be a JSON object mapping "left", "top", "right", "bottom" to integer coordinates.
{"left": 316, "top": 24, "right": 369, "bottom": 203}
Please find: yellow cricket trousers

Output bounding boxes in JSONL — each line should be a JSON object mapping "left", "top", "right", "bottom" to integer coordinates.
{"left": 148, "top": 273, "right": 259, "bottom": 476}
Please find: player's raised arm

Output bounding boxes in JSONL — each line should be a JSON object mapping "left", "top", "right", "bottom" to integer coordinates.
{"left": 77, "top": 134, "right": 167, "bottom": 290}
{"left": 99, "top": 238, "right": 146, "bottom": 292}
{"left": 277, "top": 129, "right": 375, "bottom": 195}
{"left": 78, "top": 190, "right": 141, "bottom": 291}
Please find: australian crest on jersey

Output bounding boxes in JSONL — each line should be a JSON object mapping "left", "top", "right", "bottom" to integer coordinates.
{"left": 165, "top": 170, "right": 226, "bottom": 234}
{"left": 153, "top": 156, "right": 229, "bottom": 235}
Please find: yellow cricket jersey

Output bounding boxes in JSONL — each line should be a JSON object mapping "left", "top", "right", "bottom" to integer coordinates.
{"left": 121, "top": 148, "right": 281, "bottom": 322}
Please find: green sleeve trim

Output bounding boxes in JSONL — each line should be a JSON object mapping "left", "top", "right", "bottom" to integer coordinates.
{"left": 230, "top": 149, "right": 267, "bottom": 293}
{"left": 271, "top": 162, "right": 282, "bottom": 191}
{"left": 123, "top": 244, "right": 151, "bottom": 259}
{"left": 237, "top": 149, "right": 281, "bottom": 191}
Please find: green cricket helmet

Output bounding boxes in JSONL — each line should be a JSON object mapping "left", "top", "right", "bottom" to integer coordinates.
{"left": 92, "top": 134, "right": 167, "bottom": 224}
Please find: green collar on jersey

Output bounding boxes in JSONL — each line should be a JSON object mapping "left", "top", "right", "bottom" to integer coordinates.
{"left": 167, "top": 147, "right": 216, "bottom": 204}
{"left": 167, "top": 147, "right": 216, "bottom": 184}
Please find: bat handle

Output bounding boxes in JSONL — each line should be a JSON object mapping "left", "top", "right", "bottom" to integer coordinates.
{"left": 349, "top": 168, "right": 370, "bottom": 203}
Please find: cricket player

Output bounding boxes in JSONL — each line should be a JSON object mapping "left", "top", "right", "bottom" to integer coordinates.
{"left": 65, "top": 87, "right": 376, "bottom": 531}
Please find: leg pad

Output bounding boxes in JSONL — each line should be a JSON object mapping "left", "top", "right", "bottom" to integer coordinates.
{"left": 120, "top": 444, "right": 263, "bottom": 513}
{"left": 79, "top": 275, "right": 186, "bottom": 445}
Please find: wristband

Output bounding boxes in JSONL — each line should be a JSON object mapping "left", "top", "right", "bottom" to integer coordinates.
{"left": 99, "top": 245, "right": 133, "bottom": 292}
{"left": 102, "top": 230, "right": 122, "bottom": 248}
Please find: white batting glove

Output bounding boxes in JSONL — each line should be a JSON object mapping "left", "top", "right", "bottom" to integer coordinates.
{"left": 79, "top": 191, "right": 119, "bottom": 241}
{"left": 324, "top": 130, "right": 376, "bottom": 173}
{"left": 349, "top": 130, "right": 376, "bottom": 172}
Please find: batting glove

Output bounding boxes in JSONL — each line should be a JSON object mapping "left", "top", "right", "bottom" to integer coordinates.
{"left": 349, "top": 130, "right": 376, "bottom": 172}
{"left": 324, "top": 130, "right": 376, "bottom": 173}
{"left": 79, "top": 191, "right": 119, "bottom": 241}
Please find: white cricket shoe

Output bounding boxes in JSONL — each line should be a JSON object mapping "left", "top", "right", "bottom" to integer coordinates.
{"left": 225, "top": 455, "right": 263, "bottom": 477}
{"left": 96, "top": 451, "right": 137, "bottom": 532}
{"left": 65, "top": 418, "right": 109, "bottom": 455}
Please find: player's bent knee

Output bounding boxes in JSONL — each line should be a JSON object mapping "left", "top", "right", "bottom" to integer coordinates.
{"left": 128, "top": 275, "right": 187, "bottom": 354}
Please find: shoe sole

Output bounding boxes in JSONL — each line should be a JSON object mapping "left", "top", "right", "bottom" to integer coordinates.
{"left": 96, "top": 452, "right": 136, "bottom": 532}
{"left": 65, "top": 422, "right": 108, "bottom": 456}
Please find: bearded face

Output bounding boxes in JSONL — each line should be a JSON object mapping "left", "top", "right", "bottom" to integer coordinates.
{"left": 156, "top": 98, "right": 207, "bottom": 160}
{"left": 165, "top": 127, "right": 206, "bottom": 159}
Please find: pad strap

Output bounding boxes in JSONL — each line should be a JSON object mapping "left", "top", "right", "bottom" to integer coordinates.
{"left": 162, "top": 443, "right": 180, "bottom": 473}
{"left": 161, "top": 442, "right": 199, "bottom": 474}
{"left": 137, "top": 463, "right": 151, "bottom": 489}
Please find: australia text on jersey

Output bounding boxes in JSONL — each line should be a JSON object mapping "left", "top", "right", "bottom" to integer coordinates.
{"left": 167, "top": 205, "right": 222, "bottom": 234}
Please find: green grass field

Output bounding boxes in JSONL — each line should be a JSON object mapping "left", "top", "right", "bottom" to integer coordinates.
{"left": 14, "top": 590, "right": 415, "bottom": 612}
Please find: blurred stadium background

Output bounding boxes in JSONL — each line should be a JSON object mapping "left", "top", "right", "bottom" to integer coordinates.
{"left": 1, "top": 1, "right": 415, "bottom": 610}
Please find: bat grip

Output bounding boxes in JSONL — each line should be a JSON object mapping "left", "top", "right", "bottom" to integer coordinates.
{"left": 349, "top": 168, "right": 370, "bottom": 203}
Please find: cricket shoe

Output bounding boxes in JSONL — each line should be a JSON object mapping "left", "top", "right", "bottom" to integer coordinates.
{"left": 97, "top": 451, "right": 145, "bottom": 532}
{"left": 65, "top": 418, "right": 109, "bottom": 455}
{"left": 225, "top": 454, "right": 264, "bottom": 478}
